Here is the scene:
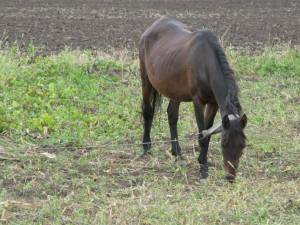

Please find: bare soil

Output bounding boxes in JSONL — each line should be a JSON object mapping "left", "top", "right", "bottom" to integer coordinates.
{"left": 0, "top": 0, "right": 299, "bottom": 54}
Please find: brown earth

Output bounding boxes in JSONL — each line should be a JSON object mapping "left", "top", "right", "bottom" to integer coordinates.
{"left": 0, "top": 0, "right": 299, "bottom": 54}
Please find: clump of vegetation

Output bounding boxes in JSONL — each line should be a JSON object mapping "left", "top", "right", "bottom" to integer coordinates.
{"left": 0, "top": 46, "right": 142, "bottom": 145}
{"left": 229, "top": 47, "right": 300, "bottom": 78}
{"left": 0, "top": 46, "right": 299, "bottom": 224}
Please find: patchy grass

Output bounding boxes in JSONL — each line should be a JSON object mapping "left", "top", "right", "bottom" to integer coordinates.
{"left": 0, "top": 46, "right": 299, "bottom": 224}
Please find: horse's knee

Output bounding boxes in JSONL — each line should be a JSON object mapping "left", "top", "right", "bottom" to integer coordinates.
{"left": 168, "top": 116, "right": 178, "bottom": 126}
{"left": 198, "top": 134, "right": 209, "bottom": 147}
{"left": 200, "top": 139, "right": 209, "bottom": 149}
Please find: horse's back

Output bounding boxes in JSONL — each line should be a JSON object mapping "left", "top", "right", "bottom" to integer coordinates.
{"left": 140, "top": 17, "right": 193, "bottom": 47}
{"left": 139, "top": 17, "right": 218, "bottom": 102}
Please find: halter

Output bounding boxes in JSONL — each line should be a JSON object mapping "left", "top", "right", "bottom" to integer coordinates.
{"left": 228, "top": 114, "right": 240, "bottom": 120}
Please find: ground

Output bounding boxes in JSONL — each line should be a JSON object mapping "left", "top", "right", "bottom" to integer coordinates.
{"left": 0, "top": 0, "right": 300, "bottom": 53}
{"left": 0, "top": 46, "right": 299, "bottom": 224}
{"left": 0, "top": 1, "right": 300, "bottom": 224}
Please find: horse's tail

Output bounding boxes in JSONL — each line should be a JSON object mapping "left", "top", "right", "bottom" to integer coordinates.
{"left": 150, "top": 88, "right": 162, "bottom": 115}
{"left": 140, "top": 70, "right": 162, "bottom": 116}
{"left": 139, "top": 45, "right": 162, "bottom": 117}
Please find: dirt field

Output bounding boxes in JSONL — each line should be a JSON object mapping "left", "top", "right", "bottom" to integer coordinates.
{"left": 0, "top": 0, "right": 300, "bottom": 53}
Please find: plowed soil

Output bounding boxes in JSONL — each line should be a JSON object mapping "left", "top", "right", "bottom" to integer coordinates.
{"left": 0, "top": 0, "right": 299, "bottom": 53}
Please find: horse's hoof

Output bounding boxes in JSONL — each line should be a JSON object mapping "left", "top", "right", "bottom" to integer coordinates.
{"left": 200, "top": 164, "right": 209, "bottom": 179}
{"left": 225, "top": 175, "right": 235, "bottom": 183}
{"left": 140, "top": 150, "right": 152, "bottom": 157}
{"left": 171, "top": 146, "right": 182, "bottom": 156}
{"left": 175, "top": 155, "right": 187, "bottom": 167}
{"left": 200, "top": 171, "right": 209, "bottom": 179}
{"left": 175, "top": 154, "right": 185, "bottom": 161}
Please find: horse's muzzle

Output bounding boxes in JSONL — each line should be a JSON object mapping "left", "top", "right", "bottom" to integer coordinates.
{"left": 223, "top": 157, "right": 240, "bottom": 182}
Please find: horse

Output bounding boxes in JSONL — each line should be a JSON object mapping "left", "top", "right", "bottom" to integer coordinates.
{"left": 138, "top": 17, "right": 247, "bottom": 181}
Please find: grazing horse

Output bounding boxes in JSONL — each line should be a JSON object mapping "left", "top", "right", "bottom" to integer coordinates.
{"left": 139, "top": 17, "right": 247, "bottom": 181}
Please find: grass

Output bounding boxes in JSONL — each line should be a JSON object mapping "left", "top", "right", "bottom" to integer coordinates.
{"left": 0, "top": 45, "right": 299, "bottom": 224}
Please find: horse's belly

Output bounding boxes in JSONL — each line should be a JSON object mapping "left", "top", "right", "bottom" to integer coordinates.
{"left": 145, "top": 49, "right": 194, "bottom": 101}
{"left": 148, "top": 73, "right": 192, "bottom": 102}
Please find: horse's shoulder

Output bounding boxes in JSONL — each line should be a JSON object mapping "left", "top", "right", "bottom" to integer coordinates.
{"left": 191, "top": 30, "right": 218, "bottom": 42}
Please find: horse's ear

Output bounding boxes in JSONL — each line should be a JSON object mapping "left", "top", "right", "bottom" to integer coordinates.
{"left": 222, "top": 115, "right": 230, "bottom": 129}
{"left": 240, "top": 114, "right": 247, "bottom": 129}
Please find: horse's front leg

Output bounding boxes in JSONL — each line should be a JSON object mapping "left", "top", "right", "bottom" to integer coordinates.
{"left": 201, "top": 103, "right": 218, "bottom": 177}
{"left": 167, "top": 100, "right": 182, "bottom": 160}
{"left": 193, "top": 97, "right": 209, "bottom": 178}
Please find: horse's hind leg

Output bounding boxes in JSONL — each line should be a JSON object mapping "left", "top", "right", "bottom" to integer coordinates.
{"left": 141, "top": 70, "right": 155, "bottom": 155}
{"left": 142, "top": 93, "right": 154, "bottom": 154}
{"left": 167, "top": 100, "right": 182, "bottom": 159}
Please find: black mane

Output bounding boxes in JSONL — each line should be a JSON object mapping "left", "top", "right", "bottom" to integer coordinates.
{"left": 212, "top": 40, "right": 242, "bottom": 115}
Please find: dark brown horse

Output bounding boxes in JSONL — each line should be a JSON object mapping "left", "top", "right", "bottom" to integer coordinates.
{"left": 139, "top": 17, "right": 247, "bottom": 181}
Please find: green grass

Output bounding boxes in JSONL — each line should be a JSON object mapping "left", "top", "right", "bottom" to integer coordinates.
{"left": 0, "top": 46, "right": 299, "bottom": 224}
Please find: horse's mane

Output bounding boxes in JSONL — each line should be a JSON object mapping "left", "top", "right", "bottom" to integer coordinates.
{"left": 211, "top": 39, "right": 242, "bottom": 115}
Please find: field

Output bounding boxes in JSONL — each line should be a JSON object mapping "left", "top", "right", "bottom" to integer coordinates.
{"left": 1, "top": 0, "right": 300, "bottom": 53}
{"left": 0, "top": 45, "right": 299, "bottom": 224}
{"left": 0, "top": 1, "right": 300, "bottom": 225}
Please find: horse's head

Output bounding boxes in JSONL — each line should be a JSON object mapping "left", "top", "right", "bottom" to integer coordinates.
{"left": 221, "top": 114, "right": 247, "bottom": 182}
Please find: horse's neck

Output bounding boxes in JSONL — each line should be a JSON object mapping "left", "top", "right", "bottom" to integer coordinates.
{"left": 207, "top": 60, "right": 241, "bottom": 118}
{"left": 211, "top": 76, "right": 240, "bottom": 118}
{"left": 219, "top": 100, "right": 241, "bottom": 118}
